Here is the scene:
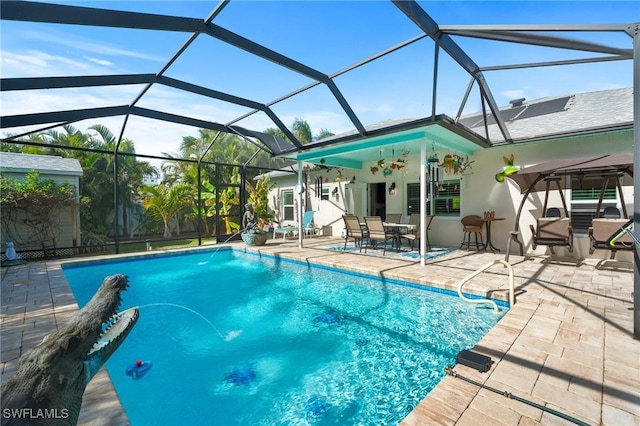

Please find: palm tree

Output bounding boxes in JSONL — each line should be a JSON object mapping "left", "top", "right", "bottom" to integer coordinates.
{"left": 43, "top": 124, "right": 91, "bottom": 152}
{"left": 35, "top": 124, "right": 158, "bottom": 240}
{"left": 292, "top": 118, "right": 312, "bottom": 144}
{"left": 88, "top": 124, "right": 158, "bottom": 237}
{"left": 314, "top": 128, "right": 335, "bottom": 141}
{"left": 140, "top": 183, "right": 193, "bottom": 238}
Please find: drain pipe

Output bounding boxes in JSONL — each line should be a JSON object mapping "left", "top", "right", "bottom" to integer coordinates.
{"left": 444, "top": 366, "right": 590, "bottom": 426}
{"left": 297, "top": 159, "right": 304, "bottom": 249}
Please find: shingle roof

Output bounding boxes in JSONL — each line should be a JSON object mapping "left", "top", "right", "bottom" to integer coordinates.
{"left": 306, "top": 88, "right": 633, "bottom": 152}
{"left": 461, "top": 87, "right": 633, "bottom": 142}
{"left": 0, "top": 152, "right": 83, "bottom": 176}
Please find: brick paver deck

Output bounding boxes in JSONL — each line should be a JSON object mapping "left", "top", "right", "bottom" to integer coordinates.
{"left": 2, "top": 237, "right": 638, "bottom": 425}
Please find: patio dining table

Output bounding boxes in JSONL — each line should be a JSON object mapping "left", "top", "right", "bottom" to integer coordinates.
{"left": 383, "top": 222, "right": 417, "bottom": 251}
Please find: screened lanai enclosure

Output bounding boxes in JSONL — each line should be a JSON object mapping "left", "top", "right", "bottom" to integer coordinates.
{"left": 1, "top": 2, "right": 639, "bottom": 332}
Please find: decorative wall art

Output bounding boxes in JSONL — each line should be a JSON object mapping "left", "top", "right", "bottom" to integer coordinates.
{"left": 495, "top": 154, "right": 520, "bottom": 182}
{"left": 439, "top": 154, "right": 474, "bottom": 176}
{"left": 370, "top": 149, "right": 409, "bottom": 176}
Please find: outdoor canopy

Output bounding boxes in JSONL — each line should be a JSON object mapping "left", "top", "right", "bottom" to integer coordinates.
{"left": 507, "top": 154, "right": 634, "bottom": 194}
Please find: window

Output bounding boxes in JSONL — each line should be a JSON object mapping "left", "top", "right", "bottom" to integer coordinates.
{"left": 434, "top": 180, "right": 461, "bottom": 216}
{"left": 570, "top": 184, "right": 617, "bottom": 235}
{"left": 406, "top": 179, "right": 460, "bottom": 217}
{"left": 321, "top": 188, "right": 329, "bottom": 200}
{"left": 406, "top": 183, "right": 420, "bottom": 215}
{"left": 283, "top": 190, "right": 294, "bottom": 221}
{"left": 571, "top": 187, "right": 616, "bottom": 201}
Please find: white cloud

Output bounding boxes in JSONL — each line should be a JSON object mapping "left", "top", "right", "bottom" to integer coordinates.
{"left": 0, "top": 82, "right": 272, "bottom": 169}
{"left": 20, "top": 29, "right": 166, "bottom": 62}
{"left": 86, "top": 57, "right": 114, "bottom": 67}
{"left": 0, "top": 50, "right": 92, "bottom": 77}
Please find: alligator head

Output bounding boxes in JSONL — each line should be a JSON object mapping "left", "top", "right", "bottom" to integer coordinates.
{"left": 1, "top": 274, "right": 138, "bottom": 426}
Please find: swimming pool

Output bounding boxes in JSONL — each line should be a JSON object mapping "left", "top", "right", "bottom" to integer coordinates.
{"left": 63, "top": 248, "right": 506, "bottom": 425}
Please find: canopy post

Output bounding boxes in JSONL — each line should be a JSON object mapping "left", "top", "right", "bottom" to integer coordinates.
{"left": 555, "top": 179, "right": 569, "bottom": 217}
{"left": 615, "top": 175, "right": 628, "bottom": 218}
{"left": 595, "top": 178, "right": 608, "bottom": 216}
{"left": 542, "top": 179, "right": 551, "bottom": 215}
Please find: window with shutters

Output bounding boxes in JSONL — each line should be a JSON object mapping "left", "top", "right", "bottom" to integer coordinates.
{"left": 406, "top": 180, "right": 460, "bottom": 217}
{"left": 570, "top": 187, "right": 617, "bottom": 235}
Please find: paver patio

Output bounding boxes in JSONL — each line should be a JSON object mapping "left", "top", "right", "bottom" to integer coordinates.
{"left": 1, "top": 236, "right": 638, "bottom": 425}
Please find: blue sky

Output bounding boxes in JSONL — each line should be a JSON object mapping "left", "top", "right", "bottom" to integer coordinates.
{"left": 1, "top": 1, "right": 636, "bottom": 163}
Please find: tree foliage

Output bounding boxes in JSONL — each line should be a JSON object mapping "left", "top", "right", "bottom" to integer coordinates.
{"left": 140, "top": 183, "right": 193, "bottom": 238}
{"left": 6, "top": 124, "right": 158, "bottom": 240}
{"left": 0, "top": 171, "right": 76, "bottom": 247}
{"left": 1, "top": 118, "right": 330, "bottom": 243}
{"left": 248, "top": 175, "right": 276, "bottom": 229}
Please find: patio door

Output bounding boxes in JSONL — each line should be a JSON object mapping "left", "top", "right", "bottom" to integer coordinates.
{"left": 345, "top": 183, "right": 366, "bottom": 219}
{"left": 369, "top": 182, "right": 386, "bottom": 219}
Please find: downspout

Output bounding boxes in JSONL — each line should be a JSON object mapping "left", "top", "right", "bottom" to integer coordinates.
{"left": 632, "top": 23, "right": 640, "bottom": 339}
{"left": 297, "top": 159, "right": 304, "bottom": 248}
{"left": 420, "top": 139, "right": 427, "bottom": 266}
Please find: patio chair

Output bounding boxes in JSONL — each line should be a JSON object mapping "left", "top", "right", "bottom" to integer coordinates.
{"left": 363, "top": 216, "right": 396, "bottom": 255}
{"left": 302, "top": 210, "right": 319, "bottom": 238}
{"left": 273, "top": 211, "right": 317, "bottom": 240}
{"left": 402, "top": 215, "right": 433, "bottom": 251}
{"left": 273, "top": 224, "right": 298, "bottom": 240}
{"left": 529, "top": 208, "right": 573, "bottom": 254}
{"left": 545, "top": 207, "right": 561, "bottom": 217}
{"left": 342, "top": 214, "right": 367, "bottom": 251}
{"left": 385, "top": 213, "right": 402, "bottom": 223}
{"left": 407, "top": 213, "right": 421, "bottom": 228}
{"left": 460, "top": 215, "right": 485, "bottom": 251}
{"left": 41, "top": 238, "right": 57, "bottom": 259}
{"left": 602, "top": 206, "right": 622, "bottom": 218}
{"left": 404, "top": 212, "right": 424, "bottom": 239}
{"left": 589, "top": 207, "right": 633, "bottom": 259}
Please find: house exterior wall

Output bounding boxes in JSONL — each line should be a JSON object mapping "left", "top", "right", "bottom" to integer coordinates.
{"left": 465, "top": 131, "right": 633, "bottom": 261}
{"left": 1, "top": 169, "right": 81, "bottom": 251}
{"left": 267, "top": 129, "right": 633, "bottom": 261}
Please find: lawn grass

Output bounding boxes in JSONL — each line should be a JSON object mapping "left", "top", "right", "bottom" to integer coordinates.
{"left": 112, "top": 236, "right": 218, "bottom": 254}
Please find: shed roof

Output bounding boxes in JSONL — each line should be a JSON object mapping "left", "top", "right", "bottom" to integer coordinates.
{"left": 0, "top": 152, "right": 83, "bottom": 176}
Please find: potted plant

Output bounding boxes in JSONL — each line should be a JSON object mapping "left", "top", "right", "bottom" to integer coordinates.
{"left": 241, "top": 176, "right": 275, "bottom": 246}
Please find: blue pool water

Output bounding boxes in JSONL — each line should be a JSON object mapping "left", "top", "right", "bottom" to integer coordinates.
{"left": 63, "top": 249, "right": 505, "bottom": 425}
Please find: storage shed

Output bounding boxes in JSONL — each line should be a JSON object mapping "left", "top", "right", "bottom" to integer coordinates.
{"left": 1, "top": 152, "right": 83, "bottom": 254}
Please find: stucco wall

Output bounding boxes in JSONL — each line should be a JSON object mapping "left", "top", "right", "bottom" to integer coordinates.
{"left": 267, "top": 130, "right": 633, "bottom": 261}
{"left": 463, "top": 131, "right": 633, "bottom": 261}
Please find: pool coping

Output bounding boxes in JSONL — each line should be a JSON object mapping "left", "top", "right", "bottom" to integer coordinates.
{"left": 62, "top": 245, "right": 511, "bottom": 307}
{"left": 2, "top": 238, "right": 638, "bottom": 425}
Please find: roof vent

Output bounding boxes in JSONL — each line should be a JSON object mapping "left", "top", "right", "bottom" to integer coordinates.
{"left": 509, "top": 98, "right": 526, "bottom": 108}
